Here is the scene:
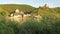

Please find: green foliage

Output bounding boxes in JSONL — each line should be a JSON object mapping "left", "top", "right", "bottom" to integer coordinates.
{"left": 0, "top": 16, "right": 60, "bottom": 34}
{"left": 0, "top": 11, "right": 9, "bottom": 16}
{"left": 0, "top": 17, "right": 20, "bottom": 34}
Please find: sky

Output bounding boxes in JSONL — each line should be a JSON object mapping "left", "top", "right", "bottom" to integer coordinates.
{"left": 0, "top": 0, "right": 60, "bottom": 8}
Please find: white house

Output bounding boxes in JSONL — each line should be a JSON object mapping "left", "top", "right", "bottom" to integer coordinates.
{"left": 9, "top": 9, "right": 42, "bottom": 23}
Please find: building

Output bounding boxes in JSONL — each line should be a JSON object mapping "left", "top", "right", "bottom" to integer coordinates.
{"left": 43, "top": 4, "right": 49, "bottom": 9}
{"left": 9, "top": 9, "right": 42, "bottom": 23}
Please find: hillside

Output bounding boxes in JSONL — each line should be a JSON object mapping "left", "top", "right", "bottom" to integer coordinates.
{"left": 33, "top": 6, "right": 60, "bottom": 18}
{"left": 0, "top": 4, "right": 60, "bottom": 18}
{"left": 0, "top": 4, "right": 35, "bottom": 12}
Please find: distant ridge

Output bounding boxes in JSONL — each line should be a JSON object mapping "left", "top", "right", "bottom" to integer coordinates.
{"left": 0, "top": 4, "right": 35, "bottom": 12}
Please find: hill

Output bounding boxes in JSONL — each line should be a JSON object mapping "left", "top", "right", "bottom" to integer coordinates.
{"left": 33, "top": 6, "right": 60, "bottom": 18}
{"left": 0, "top": 4, "right": 60, "bottom": 18}
{"left": 0, "top": 4, "right": 35, "bottom": 12}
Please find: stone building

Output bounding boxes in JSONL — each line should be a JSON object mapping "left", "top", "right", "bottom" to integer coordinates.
{"left": 9, "top": 9, "right": 42, "bottom": 23}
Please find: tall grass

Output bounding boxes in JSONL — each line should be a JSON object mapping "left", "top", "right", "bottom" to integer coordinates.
{"left": 0, "top": 16, "right": 60, "bottom": 34}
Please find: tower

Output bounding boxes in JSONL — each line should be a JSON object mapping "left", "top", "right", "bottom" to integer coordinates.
{"left": 15, "top": 9, "right": 20, "bottom": 13}
{"left": 43, "top": 4, "right": 49, "bottom": 9}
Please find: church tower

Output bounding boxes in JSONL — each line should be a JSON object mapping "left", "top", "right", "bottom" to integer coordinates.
{"left": 43, "top": 4, "right": 49, "bottom": 9}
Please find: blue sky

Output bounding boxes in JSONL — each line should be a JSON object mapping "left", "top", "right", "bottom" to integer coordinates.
{"left": 0, "top": 0, "right": 60, "bottom": 8}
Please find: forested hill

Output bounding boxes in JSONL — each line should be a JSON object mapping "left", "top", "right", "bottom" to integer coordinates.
{"left": 0, "top": 4, "right": 35, "bottom": 12}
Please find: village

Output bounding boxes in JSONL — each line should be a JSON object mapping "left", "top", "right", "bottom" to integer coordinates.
{"left": 6, "top": 4, "right": 50, "bottom": 23}
{"left": 8, "top": 9, "right": 42, "bottom": 22}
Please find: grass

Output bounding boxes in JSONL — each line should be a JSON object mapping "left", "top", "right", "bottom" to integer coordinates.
{"left": 0, "top": 16, "right": 60, "bottom": 34}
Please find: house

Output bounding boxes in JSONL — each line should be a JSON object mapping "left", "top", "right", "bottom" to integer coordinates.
{"left": 9, "top": 9, "right": 31, "bottom": 22}
{"left": 8, "top": 9, "right": 42, "bottom": 23}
